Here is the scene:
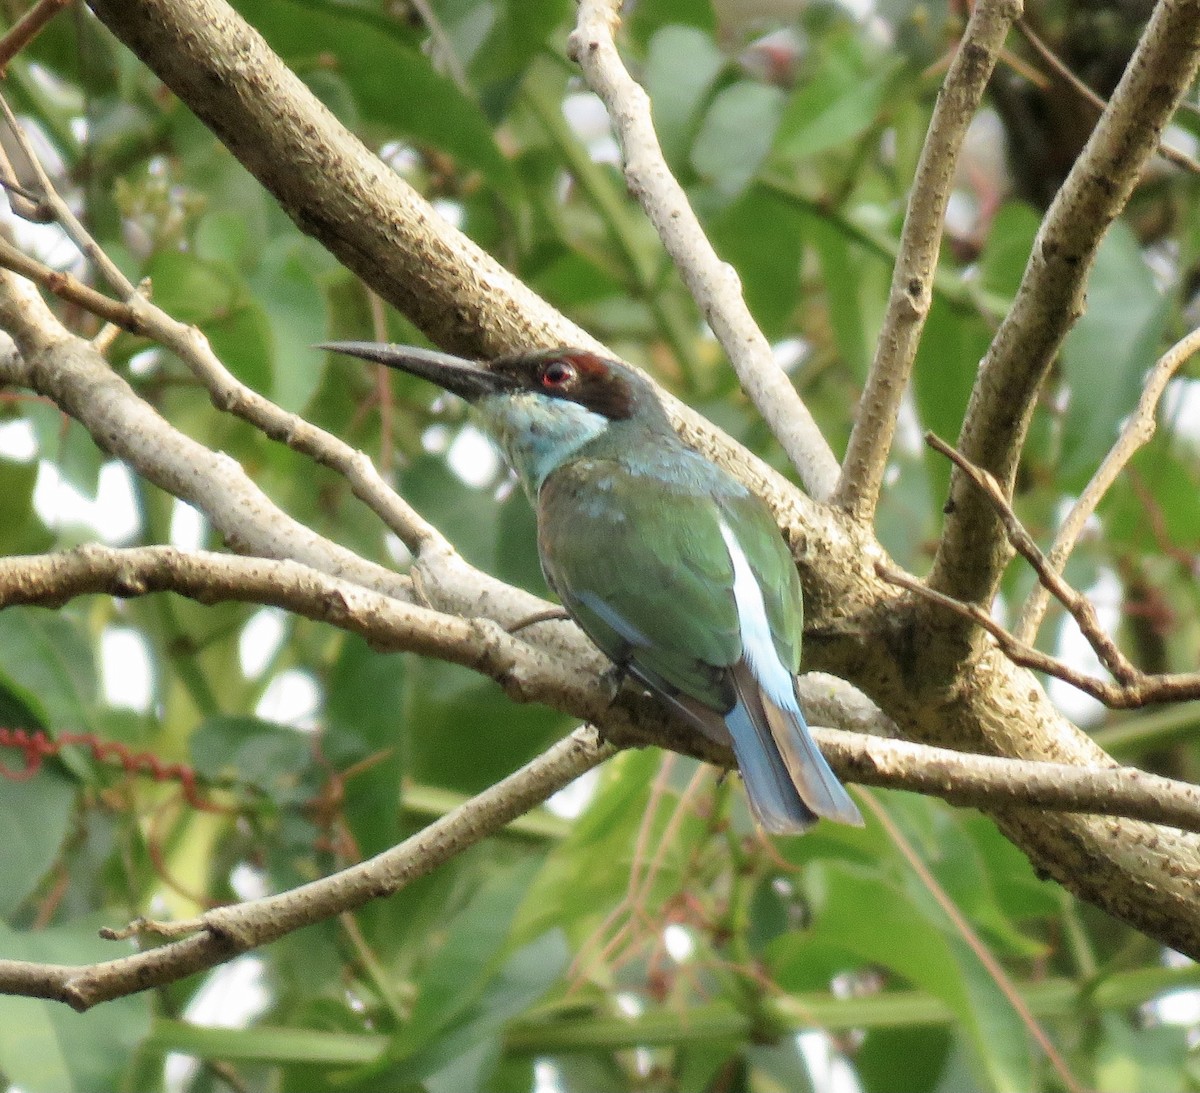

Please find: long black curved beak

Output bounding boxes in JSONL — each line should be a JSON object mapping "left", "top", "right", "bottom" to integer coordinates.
{"left": 318, "top": 342, "right": 517, "bottom": 401}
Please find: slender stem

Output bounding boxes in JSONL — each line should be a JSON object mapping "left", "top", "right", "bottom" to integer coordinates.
{"left": 520, "top": 74, "right": 703, "bottom": 385}
{"left": 146, "top": 960, "right": 1200, "bottom": 1061}
{"left": 928, "top": 0, "right": 1200, "bottom": 606}
{"left": 1015, "top": 17, "right": 1200, "bottom": 177}
{"left": 569, "top": 0, "right": 839, "bottom": 497}
{"left": 1016, "top": 325, "right": 1200, "bottom": 642}
{"left": 833, "top": 0, "right": 1021, "bottom": 522}
{"left": 859, "top": 790, "right": 1084, "bottom": 1092}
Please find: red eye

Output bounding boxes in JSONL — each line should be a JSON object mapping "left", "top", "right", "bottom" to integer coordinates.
{"left": 541, "top": 360, "right": 576, "bottom": 388}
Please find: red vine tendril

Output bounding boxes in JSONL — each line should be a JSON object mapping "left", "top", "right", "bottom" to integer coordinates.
{"left": 0, "top": 727, "right": 226, "bottom": 812}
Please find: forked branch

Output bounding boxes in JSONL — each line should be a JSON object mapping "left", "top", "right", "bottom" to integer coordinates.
{"left": 886, "top": 434, "right": 1200, "bottom": 708}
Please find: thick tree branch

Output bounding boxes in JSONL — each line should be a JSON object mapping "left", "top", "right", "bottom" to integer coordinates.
{"left": 7, "top": 543, "right": 1200, "bottom": 838}
{"left": 0, "top": 545, "right": 605, "bottom": 715}
{"left": 833, "top": 0, "right": 1021, "bottom": 521}
{"left": 929, "top": 0, "right": 1200, "bottom": 606}
{"left": 569, "top": 0, "right": 839, "bottom": 499}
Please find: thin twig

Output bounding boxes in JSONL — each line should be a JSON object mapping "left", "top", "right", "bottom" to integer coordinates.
{"left": 1016, "top": 17, "right": 1200, "bottom": 178}
{"left": 833, "top": 0, "right": 1022, "bottom": 522}
{"left": 1016, "top": 325, "right": 1200, "bottom": 642}
{"left": 878, "top": 560, "right": 1200, "bottom": 709}
{"left": 926, "top": 431, "right": 1140, "bottom": 683}
{"left": 0, "top": 91, "right": 136, "bottom": 299}
{"left": 568, "top": 0, "right": 839, "bottom": 499}
{"left": 858, "top": 791, "right": 1085, "bottom": 1093}
{"left": 0, "top": 0, "right": 71, "bottom": 73}
{"left": 0, "top": 236, "right": 144, "bottom": 333}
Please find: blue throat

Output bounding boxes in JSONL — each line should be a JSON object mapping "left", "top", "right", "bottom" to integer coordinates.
{"left": 475, "top": 391, "right": 612, "bottom": 496}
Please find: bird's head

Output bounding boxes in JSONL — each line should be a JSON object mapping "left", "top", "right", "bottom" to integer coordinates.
{"left": 321, "top": 343, "right": 672, "bottom": 493}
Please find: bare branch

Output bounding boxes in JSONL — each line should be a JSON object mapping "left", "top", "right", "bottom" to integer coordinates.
{"left": 1017, "top": 324, "right": 1200, "bottom": 642}
{"left": 0, "top": 236, "right": 144, "bottom": 334}
{"left": 926, "top": 432, "right": 1139, "bottom": 683}
{"left": 569, "top": 0, "right": 840, "bottom": 499}
{"left": 0, "top": 92, "right": 136, "bottom": 300}
{"left": 929, "top": 0, "right": 1200, "bottom": 606}
{"left": 0, "top": 266, "right": 409, "bottom": 600}
{"left": 0, "top": 545, "right": 605, "bottom": 714}
{"left": 879, "top": 561, "right": 1200, "bottom": 709}
{"left": 0, "top": 726, "right": 615, "bottom": 1010}
{"left": 0, "top": 0, "right": 71, "bottom": 74}
{"left": 833, "top": 0, "right": 1022, "bottom": 521}
{"left": 1016, "top": 17, "right": 1200, "bottom": 178}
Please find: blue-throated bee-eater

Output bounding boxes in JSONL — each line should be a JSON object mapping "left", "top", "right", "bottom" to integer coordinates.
{"left": 322, "top": 342, "right": 862, "bottom": 833}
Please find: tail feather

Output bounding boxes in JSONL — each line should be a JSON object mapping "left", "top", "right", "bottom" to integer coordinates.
{"left": 724, "top": 686, "right": 818, "bottom": 834}
{"left": 655, "top": 687, "right": 816, "bottom": 833}
{"left": 651, "top": 666, "right": 862, "bottom": 834}
{"left": 748, "top": 667, "right": 864, "bottom": 830}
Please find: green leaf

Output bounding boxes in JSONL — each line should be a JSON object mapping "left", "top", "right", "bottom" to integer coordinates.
{"left": 1104, "top": 441, "right": 1200, "bottom": 550}
{"left": 513, "top": 748, "right": 666, "bottom": 945}
{"left": 776, "top": 861, "right": 1034, "bottom": 1092}
{"left": 247, "top": 236, "right": 330, "bottom": 413}
{"left": 393, "top": 859, "right": 540, "bottom": 1056}
{"left": 707, "top": 187, "right": 804, "bottom": 339}
{"left": 0, "top": 610, "right": 96, "bottom": 731}
{"left": 1060, "top": 221, "right": 1169, "bottom": 488}
{"left": 979, "top": 202, "right": 1040, "bottom": 301}
{"left": 0, "top": 919, "right": 152, "bottom": 1093}
{"left": 145, "top": 249, "right": 239, "bottom": 324}
{"left": 691, "top": 83, "right": 787, "bottom": 199}
{"left": 912, "top": 299, "right": 994, "bottom": 502}
{"left": 804, "top": 211, "right": 881, "bottom": 379}
{"left": 0, "top": 456, "right": 52, "bottom": 554}
{"left": 415, "top": 930, "right": 570, "bottom": 1090}
{"left": 324, "top": 633, "right": 407, "bottom": 860}
{"left": 646, "top": 26, "right": 726, "bottom": 169}
{"left": 0, "top": 763, "right": 75, "bottom": 917}
{"left": 190, "top": 714, "right": 315, "bottom": 805}
{"left": 205, "top": 299, "right": 276, "bottom": 399}
{"left": 774, "top": 40, "right": 893, "bottom": 160}
{"left": 1095, "top": 1014, "right": 1188, "bottom": 1093}
{"left": 443, "top": 0, "right": 568, "bottom": 110}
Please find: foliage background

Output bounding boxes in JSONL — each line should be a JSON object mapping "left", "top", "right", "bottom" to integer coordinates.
{"left": 1, "top": 0, "right": 1199, "bottom": 1090}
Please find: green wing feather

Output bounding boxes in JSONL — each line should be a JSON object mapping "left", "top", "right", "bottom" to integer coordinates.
{"left": 537, "top": 451, "right": 803, "bottom": 711}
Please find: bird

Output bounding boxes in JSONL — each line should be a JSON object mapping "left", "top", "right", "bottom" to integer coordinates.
{"left": 321, "top": 342, "right": 862, "bottom": 833}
